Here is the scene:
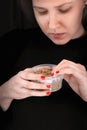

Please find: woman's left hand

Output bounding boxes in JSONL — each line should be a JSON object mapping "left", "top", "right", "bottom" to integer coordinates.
{"left": 53, "top": 59, "right": 87, "bottom": 101}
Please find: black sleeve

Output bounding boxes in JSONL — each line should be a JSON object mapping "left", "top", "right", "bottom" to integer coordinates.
{"left": 0, "top": 29, "right": 30, "bottom": 84}
{"left": 0, "top": 29, "right": 28, "bottom": 129}
{"left": 0, "top": 106, "right": 13, "bottom": 130}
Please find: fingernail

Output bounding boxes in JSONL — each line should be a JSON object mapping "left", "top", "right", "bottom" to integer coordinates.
{"left": 46, "top": 85, "right": 51, "bottom": 88}
{"left": 56, "top": 70, "right": 59, "bottom": 74}
{"left": 50, "top": 72, "right": 54, "bottom": 76}
{"left": 41, "top": 75, "right": 45, "bottom": 79}
{"left": 46, "top": 91, "right": 51, "bottom": 96}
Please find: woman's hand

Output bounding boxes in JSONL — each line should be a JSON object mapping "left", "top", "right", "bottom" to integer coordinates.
{"left": 0, "top": 68, "right": 51, "bottom": 111}
{"left": 53, "top": 59, "right": 87, "bottom": 101}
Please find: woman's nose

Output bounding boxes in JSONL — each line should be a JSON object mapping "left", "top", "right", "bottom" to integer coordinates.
{"left": 48, "top": 14, "right": 60, "bottom": 30}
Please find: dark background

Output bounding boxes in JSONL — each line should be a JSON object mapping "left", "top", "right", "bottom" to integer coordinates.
{"left": 0, "top": 0, "right": 37, "bottom": 37}
{"left": 0, "top": 0, "right": 38, "bottom": 84}
{"left": 0, "top": 0, "right": 18, "bottom": 37}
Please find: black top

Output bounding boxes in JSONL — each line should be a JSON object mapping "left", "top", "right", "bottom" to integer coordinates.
{"left": 0, "top": 28, "right": 87, "bottom": 130}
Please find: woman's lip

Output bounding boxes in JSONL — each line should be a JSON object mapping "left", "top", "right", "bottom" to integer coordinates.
{"left": 49, "top": 33, "right": 65, "bottom": 38}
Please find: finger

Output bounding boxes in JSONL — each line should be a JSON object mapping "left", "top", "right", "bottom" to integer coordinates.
{"left": 53, "top": 60, "right": 85, "bottom": 75}
{"left": 18, "top": 69, "right": 45, "bottom": 81}
{"left": 13, "top": 89, "right": 50, "bottom": 99}
{"left": 22, "top": 80, "right": 51, "bottom": 90}
{"left": 18, "top": 88, "right": 51, "bottom": 98}
{"left": 55, "top": 59, "right": 77, "bottom": 70}
{"left": 57, "top": 67, "right": 86, "bottom": 81}
{"left": 27, "top": 89, "right": 51, "bottom": 97}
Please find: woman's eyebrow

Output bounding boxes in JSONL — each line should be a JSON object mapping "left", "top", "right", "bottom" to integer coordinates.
{"left": 33, "top": 1, "right": 73, "bottom": 9}
{"left": 33, "top": 6, "right": 46, "bottom": 10}
{"left": 55, "top": 2, "right": 73, "bottom": 8}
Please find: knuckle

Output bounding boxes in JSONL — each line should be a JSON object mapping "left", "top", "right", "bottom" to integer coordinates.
{"left": 62, "top": 59, "right": 67, "bottom": 62}
{"left": 18, "top": 70, "right": 24, "bottom": 76}
{"left": 77, "top": 64, "right": 86, "bottom": 70}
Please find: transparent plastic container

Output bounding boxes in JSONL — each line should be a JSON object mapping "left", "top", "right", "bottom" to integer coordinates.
{"left": 31, "top": 64, "right": 63, "bottom": 92}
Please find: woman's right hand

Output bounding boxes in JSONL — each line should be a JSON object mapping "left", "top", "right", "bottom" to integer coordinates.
{"left": 0, "top": 68, "right": 51, "bottom": 111}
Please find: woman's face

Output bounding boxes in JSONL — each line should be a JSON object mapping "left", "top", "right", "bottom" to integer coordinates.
{"left": 32, "top": 0, "right": 87, "bottom": 45}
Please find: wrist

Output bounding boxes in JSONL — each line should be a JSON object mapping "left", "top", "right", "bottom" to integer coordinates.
{"left": 0, "top": 98, "right": 12, "bottom": 111}
{"left": 0, "top": 86, "right": 13, "bottom": 111}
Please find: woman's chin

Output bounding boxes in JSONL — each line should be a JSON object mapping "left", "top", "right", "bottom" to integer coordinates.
{"left": 50, "top": 38, "right": 70, "bottom": 45}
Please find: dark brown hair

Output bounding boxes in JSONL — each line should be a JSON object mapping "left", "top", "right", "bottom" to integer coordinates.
{"left": 18, "top": 0, "right": 38, "bottom": 28}
{"left": 82, "top": 5, "right": 87, "bottom": 30}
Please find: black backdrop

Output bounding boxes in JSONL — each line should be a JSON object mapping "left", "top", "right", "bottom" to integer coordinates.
{"left": 0, "top": 0, "right": 17, "bottom": 36}
{"left": 0, "top": 0, "right": 37, "bottom": 37}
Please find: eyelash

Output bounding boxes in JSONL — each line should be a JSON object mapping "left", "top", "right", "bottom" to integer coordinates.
{"left": 37, "top": 7, "right": 71, "bottom": 15}
{"left": 59, "top": 8, "right": 71, "bottom": 13}
{"left": 38, "top": 11, "right": 48, "bottom": 15}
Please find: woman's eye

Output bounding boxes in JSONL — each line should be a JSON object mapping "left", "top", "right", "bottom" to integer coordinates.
{"left": 38, "top": 11, "right": 48, "bottom": 15}
{"left": 59, "top": 8, "right": 71, "bottom": 13}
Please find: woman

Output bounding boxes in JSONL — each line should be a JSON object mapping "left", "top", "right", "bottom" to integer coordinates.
{"left": 0, "top": 0, "right": 87, "bottom": 129}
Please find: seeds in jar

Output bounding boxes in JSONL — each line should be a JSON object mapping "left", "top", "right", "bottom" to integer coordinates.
{"left": 34, "top": 68, "right": 52, "bottom": 76}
